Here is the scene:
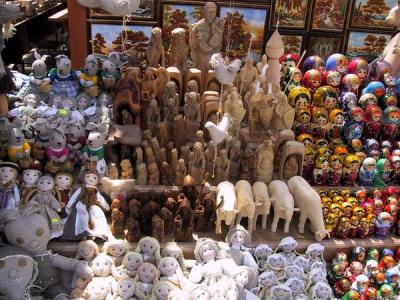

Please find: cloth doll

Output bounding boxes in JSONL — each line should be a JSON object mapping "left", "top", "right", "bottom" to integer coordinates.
{"left": 134, "top": 263, "right": 159, "bottom": 300}
{"left": 285, "top": 278, "right": 307, "bottom": 300}
{"left": 25, "top": 175, "right": 63, "bottom": 239}
{"left": 189, "top": 285, "right": 212, "bottom": 300}
{"left": 17, "top": 51, "right": 51, "bottom": 102}
{"left": 264, "top": 254, "right": 286, "bottom": 278}
{"left": 0, "top": 245, "right": 39, "bottom": 300}
{"left": 104, "top": 239, "right": 130, "bottom": 267}
{"left": 115, "top": 278, "right": 136, "bottom": 300}
{"left": 71, "top": 240, "right": 99, "bottom": 298}
{"left": 46, "top": 127, "right": 70, "bottom": 171}
{"left": 161, "top": 243, "right": 187, "bottom": 273}
{"left": 134, "top": 236, "right": 161, "bottom": 265}
{"left": 308, "top": 281, "right": 334, "bottom": 300}
{"left": 251, "top": 270, "right": 277, "bottom": 300}
{"left": 158, "top": 257, "right": 187, "bottom": 289}
{"left": 308, "top": 267, "right": 328, "bottom": 288}
{"left": 270, "top": 283, "right": 292, "bottom": 300}
{"left": 49, "top": 55, "right": 79, "bottom": 99}
{"left": 254, "top": 244, "right": 273, "bottom": 271}
{"left": 0, "top": 162, "right": 20, "bottom": 210}
{"left": 168, "top": 289, "right": 190, "bottom": 300}
{"left": 82, "top": 122, "right": 108, "bottom": 177}
{"left": 293, "top": 256, "right": 311, "bottom": 274}
{"left": 79, "top": 57, "right": 99, "bottom": 98}
{"left": 304, "top": 243, "right": 326, "bottom": 267}
{"left": 90, "top": 254, "right": 117, "bottom": 294}
{"left": 63, "top": 169, "right": 111, "bottom": 241}
{"left": 7, "top": 122, "right": 31, "bottom": 163}
{"left": 149, "top": 281, "right": 176, "bottom": 300}
{"left": 54, "top": 171, "right": 73, "bottom": 218}
{"left": 274, "top": 236, "right": 299, "bottom": 265}
{"left": 225, "top": 224, "right": 258, "bottom": 271}
{"left": 83, "top": 277, "right": 113, "bottom": 300}
{"left": 0, "top": 203, "right": 93, "bottom": 299}
{"left": 112, "top": 251, "right": 143, "bottom": 280}
{"left": 20, "top": 168, "right": 41, "bottom": 205}
{"left": 67, "top": 120, "right": 86, "bottom": 164}
{"left": 278, "top": 265, "right": 307, "bottom": 284}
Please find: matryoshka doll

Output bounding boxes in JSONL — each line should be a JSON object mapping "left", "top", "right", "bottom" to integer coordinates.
{"left": 288, "top": 86, "right": 311, "bottom": 112}
{"left": 313, "top": 155, "right": 329, "bottom": 185}
{"left": 358, "top": 93, "right": 378, "bottom": 110}
{"left": 381, "top": 140, "right": 392, "bottom": 159}
{"left": 284, "top": 67, "right": 302, "bottom": 93}
{"left": 341, "top": 74, "right": 361, "bottom": 97}
{"left": 364, "top": 105, "right": 383, "bottom": 140}
{"left": 327, "top": 155, "right": 343, "bottom": 186}
{"left": 325, "top": 53, "right": 348, "bottom": 75}
{"left": 302, "top": 69, "right": 322, "bottom": 94}
{"left": 389, "top": 155, "right": 400, "bottom": 184}
{"left": 323, "top": 70, "right": 341, "bottom": 94}
{"left": 340, "top": 92, "right": 358, "bottom": 119}
{"left": 347, "top": 57, "right": 369, "bottom": 85}
{"left": 358, "top": 217, "right": 370, "bottom": 238}
{"left": 301, "top": 55, "right": 325, "bottom": 73}
{"left": 342, "top": 106, "right": 365, "bottom": 144}
{"left": 313, "top": 85, "right": 339, "bottom": 113}
{"left": 328, "top": 109, "right": 344, "bottom": 141}
{"left": 294, "top": 108, "right": 311, "bottom": 136}
{"left": 358, "top": 157, "right": 376, "bottom": 186}
{"left": 374, "top": 158, "right": 391, "bottom": 187}
{"left": 311, "top": 107, "right": 328, "bottom": 139}
{"left": 382, "top": 106, "right": 400, "bottom": 141}
{"left": 349, "top": 216, "right": 360, "bottom": 238}
{"left": 342, "top": 154, "right": 361, "bottom": 186}
{"left": 383, "top": 72, "right": 396, "bottom": 95}
{"left": 303, "top": 147, "right": 316, "bottom": 180}
{"left": 279, "top": 53, "right": 300, "bottom": 82}
{"left": 362, "top": 81, "right": 385, "bottom": 102}
{"left": 334, "top": 146, "right": 349, "bottom": 162}
{"left": 337, "top": 217, "right": 350, "bottom": 239}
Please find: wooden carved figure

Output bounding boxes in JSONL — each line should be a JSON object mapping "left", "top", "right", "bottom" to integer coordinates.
{"left": 184, "top": 91, "right": 201, "bottom": 141}
{"left": 236, "top": 54, "right": 258, "bottom": 96}
{"left": 186, "top": 79, "right": 201, "bottom": 105}
{"left": 152, "top": 214, "right": 164, "bottom": 242}
{"left": 174, "top": 193, "right": 194, "bottom": 242}
{"left": 189, "top": 2, "right": 225, "bottom": 87}
{"left": 228, "top": 138, "right": 242, "bottom": 181}
{"left": 175, "top": 158, "right": 187, "bottom": 186}
{"left": 256, "top": 139, "right": 274, "bottom": 184}
{"left": 148, "top": 162, "right": 160, "bottom": 185}
{"left": 215, "top": 149, "right": 230, "bottom": 184}
{"left": 195, "top": 191, "right": 216, "bottom": 232}
{"left": 223, "top": 86, "right": 246, "bottom": 136}
{"left": 161, "top": 161, "right": 173, "bottom": 185}
{"left": 146, "top": 27, "right": 165, "bottom": 67}
{"left": 168, "top": 28, "right": 188, "bottom": 73}
{"left": 189, "top": 142, "right": 206, "bottom": 184}
{"left": 235, "top": 180, "right": 256, "bottom": 233}
{"left": 270, "top": 88, "right": 295, "bottom": 132}
{"left": 146, "top": 99, "right": 160, "bottom": 138}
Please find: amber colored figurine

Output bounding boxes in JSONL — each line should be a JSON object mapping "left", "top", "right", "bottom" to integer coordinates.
{"left": 174, "top": 193, "right": 194, "bottom": 242}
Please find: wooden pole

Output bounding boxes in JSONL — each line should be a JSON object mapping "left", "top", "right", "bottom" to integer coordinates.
{"left": 67, "top": 0, "right": 88, "bottom": 68}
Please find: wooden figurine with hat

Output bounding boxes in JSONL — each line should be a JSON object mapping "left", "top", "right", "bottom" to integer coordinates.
{"left": 0, "top": 162, "right": 20, "bottom": 210}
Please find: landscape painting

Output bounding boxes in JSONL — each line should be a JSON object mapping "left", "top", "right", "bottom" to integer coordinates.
{"left": 273, "top": 0, "right": 308, "bottom": 28}
{"left": 91, "top": 23, "right": 152, "bottom": 56}
{"left": 220, "top": 6, "right": 267, "bottom": 61}
{"left": 351, "top": 0, "right": 397, "bottom": 28}
{"left": 162, "top": 3, "right": 203, "bottom": 49}
{"left": 312, "top": 0, "right": 349, "bottom": 31}
{"left": 346, "top": 31, "right": 391, "bottom": 61}
{"left": 308, "top": 36, "right": 342, "bottom": 59}
{"left": 281, "top": 35, "right": 303, "bottom": 55}
{"left": 89, "top": 0, "right": 155, "bottom": 19}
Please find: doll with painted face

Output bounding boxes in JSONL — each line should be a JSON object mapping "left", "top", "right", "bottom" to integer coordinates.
{"left": 270, "top": 283, "right": 292, "bottom": 300}
{"left": 302, "top": 69, "right": 322, "bottom": 94}
{"left": 284, "top": 67, "right": 302, "bottom": 93}
{"left": 313, "top": 86, "right": 339, "bottom": 113}
{"left": 252, "top": 270, "right": 277, "bottom": 300}
{"left": 323, "top": 70, "right": 341, "bottom": 94}
{"left": 161, "top": 243, "right": 186, "bottom": 273}
{"left": 288, "top": 86, "right": 312, "bottom": 112}
{"left": 274, "top": 236, "right": 299, "bottom": 265}
{"left": 389, "top": 155, "right": 400, "bottom": 184}
{"left": 294, "top": 109, "right": 311, "bottom": 136}
{"left": 280, "top": 53, "right": 300, "bottom": 81}
{"left": 313, "top": 156, "right": 329, "bottom": 186}
{"left": 374, "top": 212, "right": 393, "bottom": 238}
{"left": 150, "top": 281, "right": 176, "bottom": 300}
{"left": 311, "top": 108, "right": 328, "bottom": 139}
{"left": 342, "top": 154, "right": 361, "bottom": 186}
{"left": 264, "top": 254, "right": 286, "bottom": 278}
{"left": 114, "top": 278, "right": 136, "bottom": 300}
{"left": 382, "top": 106, "right": 400, "bottom": 141}
{"left": 358, "top": 157, "right": 377, "bottom": 186}
{"left": 253, "top": 244, "right": 273, "bottom": 271}
{"left": 327, "top": 155, "right": 343, "bottom": 186}
{"left": 63, "top": 170, "right": 111, "bottom": 241}
{"left": 308, "top": 282, "right": 334, "bottom": 300}
{"left": 359, "top": 93, "right": 378, "bottom": 110}
{"left": 104, "top": 239, "right": 129, "bottom": 267}
{"left": 225, "top": 224, "right": 258, "bottom": 271}
{"left": 134, "top": 262, "right": 159, "bottom": 300}
{"left": 54, "top": 171, "right": 73, "bottom": 218}
{"left": 345, "top": 261, "right": 364, "bottom": 283}
{"left": 326, "top": 53, "right": 348, "bottom": 75}
{"left": 343, "top": 106, "right": 365, "bottom": 144}
{"left": 341, "top": 74, "right": 361, "bottom": 97}
{"left": 347, "top": 57, "right": 369, "bottom": 84}
{"left": 302, "top": 55, "right": 325, "bottom": 74}
{"left": 364, "top": 105, "right": 383, "bottom": 140}
{"left": 135, "top": 236, "right": 161, "bottom": 266}
{"left": 327, "top": 109, "right": 344, "bottom": 141}
{"left": 20, "top": 168, "right": 41, "bottom": 205}
{"left": 302, "top": 147, "right": 316, "bottom": 181}
{"left": 383, "top": 72, "right": 397, "bottom": 94}
{"left": 158, "top": 257, "right": 186, "bottom": 288}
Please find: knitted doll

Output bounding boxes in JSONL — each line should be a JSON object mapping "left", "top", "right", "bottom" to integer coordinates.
{"left": 20, "top": 168, "right": 41, "bottom": 205}
{"left": 0, "top": 162, "right": 20, "bottom": 210}
{"left": 54, "top": 171, "right": 73, "bottom": 218}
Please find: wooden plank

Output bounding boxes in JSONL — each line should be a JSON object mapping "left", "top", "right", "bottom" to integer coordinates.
{"left": 48, "top": 8, "right": 68, "bottom": 22}
{"left": 67, "top": 0, "right": 87, "bottom": 68}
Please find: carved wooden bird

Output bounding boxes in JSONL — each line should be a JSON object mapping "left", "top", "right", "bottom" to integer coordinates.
{"left": 205, "top": 113, "right": 231, "bottom": 145}
{"left": 209, "top": 53, "right": 242, "bottom": 85}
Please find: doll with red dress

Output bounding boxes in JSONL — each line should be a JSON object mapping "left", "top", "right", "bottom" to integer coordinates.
{"left": 302, "top": 69, "right": 322, "bottom": 94}
{"left": 347, "top": 57, "right": 369, "bottom": 85}
{"left": 311, "top": 108, "right": 328, "bottom": 139}
{"left": 382, "top": 106, "right": 400, "bottom": 141}
{"left": 328, "top": 109, "right": 344, "bottom": 141}
{"left": 341, "top": 74, "right": 361, "bottom": 97}
{"left": 364, "top": 105, "right": 383, "bottom": 140}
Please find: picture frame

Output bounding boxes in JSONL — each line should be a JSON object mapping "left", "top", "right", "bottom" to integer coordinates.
{"left": 279, "top": 33, "right": 304, "bottom": 56}
{"left": 345, "top": 30, "right": 392, "bottom": 61}
{"left": 307, "top": 35, "right": 343, "bottom": 60}
{"left": 350, "top": 0, "right": 398, "bottom": 29}
{"left": 89, "top": 20, "right": 154, "bottom": 56}
{"left": 219, "top": 4, "right": 269, "bottom": 61}
{"left": 161, "top": 2, "right": 204, "bottom": 50}
{"left": 311, "top": 0, "right": 350, "bottom": 31}
{"left": 271, "top": 0, "right": 308, "bottom": 29}
{"left": 89, "top": 0, "right": 157, "bottom": 20}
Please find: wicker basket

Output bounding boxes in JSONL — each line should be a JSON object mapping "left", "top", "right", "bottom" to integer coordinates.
{"left": 33, "top": 144, "right": 45, "bottom": 160}
{"left": 45, "top": 160, "right": 60, "bottom": 173}
{"left": 20, "top": 157, "right": 32, "bottom": 169}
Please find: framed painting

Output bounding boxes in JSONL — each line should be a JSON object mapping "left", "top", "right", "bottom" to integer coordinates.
{"left": 280, "top": 34, "right": 303, "bottom": 56}
{"left": 89, "top": 0, "right": 156, "bottom": 19}
{"left": 346, "top": 31, "right": 392, "bottom": 61}
{"left": 272, "top": 0, "right": 308, "bottom": 28}
{"left": 350, "top": 0, "right": 397, "bottom": 29}
{"left": 312, "top": 0, "right": 349, "bottom": 31}
{"left": 307, "top": 36, "right": 343, "bottom": 59}
{"left": 90, "top": 22, "right": 153, "bottom": 56}
{"left": 219, "top": 5, "right": 268, "bottom": 61}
